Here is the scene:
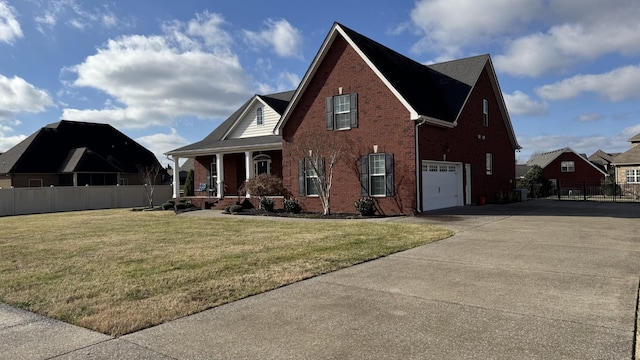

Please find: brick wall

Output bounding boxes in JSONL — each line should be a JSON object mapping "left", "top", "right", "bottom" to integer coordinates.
{"left": 543, "top": 153, "right": 605, "bottom": 184}
{"left": 282, "top": 36, "right": 416, "bottom": 215}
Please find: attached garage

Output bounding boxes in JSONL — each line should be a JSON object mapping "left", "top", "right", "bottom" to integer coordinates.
{"left": 421, "top": 161, "right": 464, "bottom": 211}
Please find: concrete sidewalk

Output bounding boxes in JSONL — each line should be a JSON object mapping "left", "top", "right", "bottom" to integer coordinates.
{"left": 1, "top": 200, "right": 639, "bottom": 359}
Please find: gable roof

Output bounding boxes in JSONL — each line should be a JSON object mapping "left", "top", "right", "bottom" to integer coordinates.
{"left": 612, "top": 146, "right": 640, "bottom": 165}
{"left": 274, "top": 22, "right": 520, "bottom": 149}
{"left": 0, "top": 120, "right": 160, "bottom": 175}
{"left": 629, "top": 133, "right": 640, "bottom": 143}
{"left": 527, "top": 147, "right": 608, "bottom": 176}
{"left": 167, "top": 90, "right": 294, "bottom": 157}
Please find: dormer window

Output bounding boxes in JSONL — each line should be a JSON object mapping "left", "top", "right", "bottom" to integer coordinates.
{"left": 256, "top": 107, "right": 263, "bottom": 126}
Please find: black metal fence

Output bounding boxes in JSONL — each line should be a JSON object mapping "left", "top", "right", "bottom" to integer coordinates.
{"left": 553, "top": 180, "right": 640, "bottom": 202}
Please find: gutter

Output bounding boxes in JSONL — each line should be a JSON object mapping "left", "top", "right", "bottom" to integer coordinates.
{"left": 415, "top": 118, "right": 428, "bottom": 213}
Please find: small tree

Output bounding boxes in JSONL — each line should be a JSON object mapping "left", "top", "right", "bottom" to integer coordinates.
{"left": 244, "top": 173, "right": 284, "bottom": 197}
{"left": 294, "top": 132, "right": 348, "bottom": 215}
{"left": 183, "top": 169, "right": 195, "bottom": 196}
{"left": 138, "top": 164, "right": 162, "bottom": 208}
{"left": 521, "top": 165, "right": 551, "bottom": 198}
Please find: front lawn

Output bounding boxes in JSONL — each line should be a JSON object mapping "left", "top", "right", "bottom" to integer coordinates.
{"left": 0, "top": 209, "right": 452, "bottom": 336}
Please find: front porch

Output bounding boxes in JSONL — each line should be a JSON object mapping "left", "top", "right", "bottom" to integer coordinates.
{"left": 171, "top": 148, "right": 283, "bottom": 210}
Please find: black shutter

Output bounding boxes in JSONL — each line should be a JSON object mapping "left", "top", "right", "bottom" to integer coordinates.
{"left": 360, "top": 155, "right": 369, "bottom": 196}
{"left": 298, "top": 159, "right": 306, "bottom": 196}
{"left": 385, "top": 153, "right": 394, "bottom": 197}
{"left": 350, "top": 93, "right": 358, "bottom": 128}
{"left": 325, "top": 97, "right": 334, "bottom": 130}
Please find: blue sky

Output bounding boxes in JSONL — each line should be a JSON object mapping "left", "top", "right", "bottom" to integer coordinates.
{"left": 1, "top": 0, "right": 640, "bottom": 165}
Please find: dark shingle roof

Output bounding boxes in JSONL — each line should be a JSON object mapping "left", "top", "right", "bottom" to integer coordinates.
{"left": 339, "top": 24, "right": 482, "bottom": 124}
{"left": 0, "top": 120, "right": 161, "bottom": 175}
{"left": 168, "top": 90, "right": 294, "bottom": 155}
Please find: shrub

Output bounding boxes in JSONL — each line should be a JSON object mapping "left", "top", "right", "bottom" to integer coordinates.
{"left": 354, "top": 197, "right": 376, "bottom": 216}
{"left": 259, "top": 196, "right": 275, "bottom": 212}
{"left": 161, "top": 202, "right": 174, "bottom": 210}
{"left": 230, "top": 204, "right": 244, "bottom": 213}
{"left": 244, "top": 174, "right": 284, "bottom": 196}
{"left": 283, "top": 198, "right": 302, "bottom": 214}
{"left": 521, "top": 165, "right": 552, "bottom": 198}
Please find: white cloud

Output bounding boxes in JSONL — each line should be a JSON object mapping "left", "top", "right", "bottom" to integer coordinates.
{"left": 34, "top": 0, "right": 129, "bottom": 33}
{"left": 575, "top": 113, "right": 603, "bottom": 123}
{"left": 135, "top": 128, "right": 189, "bottom": 165}
{"left": 408, "top": 0, "right": 640, "bottom": 77}
{"left": 503, "top": 90, "right": 547, "bottom": 116}
{"left": 536, "top": 65, "right": 640, "bottom": 101}
{"left": 621, "top": 123, "right": 640, "bottom": 139}
{"left": 0, "top": 1, "right": 22, "bottom": 44}
{"left": 0, "top": 118, "right": 25, "bottom": 152}
{"left": 0, "top": 74, "right": 53, "bottom": 114}
{"left": 409, "top": 0, "right": 543, "bottom": 58}
{"left": 244, "top": 19, "right": 303, "bottom": 58}
{"left": 63, "top": 12, "right": 253, "bottom": 129}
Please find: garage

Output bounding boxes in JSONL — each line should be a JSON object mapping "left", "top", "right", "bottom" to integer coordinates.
{"left": 421, "top": 161, "right": 464, "bottom": 211}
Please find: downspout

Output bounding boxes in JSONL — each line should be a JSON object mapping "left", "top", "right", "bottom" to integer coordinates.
{"left": 415, "top": 118, "right": 428, "bottom": 213}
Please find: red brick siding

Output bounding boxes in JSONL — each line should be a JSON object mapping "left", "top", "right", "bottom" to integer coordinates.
{"left": 543, "top": 153, "right": 605, "bottom": 184}
{"left": 419, "top": 68, "right": 517, "bottom": 204}
{"left": 282, "top": 36, "right": 416, "bottom": 215}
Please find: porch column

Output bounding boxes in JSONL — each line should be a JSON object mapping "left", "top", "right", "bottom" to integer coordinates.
{"left": 216, "top": 153, "right": 224, "bottom": 198}
{"left": 244, "top": 151, "right": 252, "bottom": 198}
{"left": 172, "top": 156, "right": 180, "bottom": 198}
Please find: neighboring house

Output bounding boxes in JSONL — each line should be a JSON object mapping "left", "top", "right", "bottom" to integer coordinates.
{"left": 525, "top": 148, "right": 608, "bottom": 188}
{"left": 0, "top": 120, "right": 164, "bottom": 188}
{"left": 588, "top": 149, "right": 619, "bottom": 176}
{"left": 274, "top": 22, "right": 520, "bottom": 214}
{"left": 612, "top": 133, "right": 640, "bottom": 186}
{"left": 166, "top": 91, "right": 294, "bottom": 207}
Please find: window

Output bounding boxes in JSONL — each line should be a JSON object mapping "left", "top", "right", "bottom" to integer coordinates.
{"left": 360, "top": 153, "right": 394, "bottom": 197}
{"left": 486, "top": 153, "right": 493, "bottom": 175}
{"left": 298, "top": 158, "right": 323, "bottom": 196}
{"left": 253, "top": 154, "right": 271, "bottom": 175}
{"left": 561, "top": 161, "right": 575, "bottom": 172}
{"left": 482, "top": 99, "right": 489, "bottom": 127}
{"left": 256, "top": 107, "right": 263, "bottom": 126}
{"left": 627, "top": 169, "right": 640, "bottom": 183}
{"left": 326, "top": 93, "right": 358, "bottom": 130}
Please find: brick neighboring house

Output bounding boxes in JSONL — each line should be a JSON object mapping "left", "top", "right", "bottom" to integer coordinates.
{"left": 612, "top": 133, "right": 640, "bottom": 191}
{"left": 274, "top": 22, "right": 520, "bottom": 214}
{"left": 525, "top": 148, "right": 608, "bottom": 188}
{"left": 0, "top": 120, "right": 165, "bottom": 188}
{"left": 588, "top": 149, "right": 619, "bottom": 176}
{"left": 165, "top": 91, "right": 294, "bottom": 208}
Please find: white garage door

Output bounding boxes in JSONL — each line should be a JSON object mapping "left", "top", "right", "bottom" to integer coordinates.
{"left": 422, "top": 161, "right": 463, "bottom": 211}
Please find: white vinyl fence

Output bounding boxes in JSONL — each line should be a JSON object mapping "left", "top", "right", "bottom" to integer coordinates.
{"left": 0, "top": 185, "right": 173, "bottom": 216}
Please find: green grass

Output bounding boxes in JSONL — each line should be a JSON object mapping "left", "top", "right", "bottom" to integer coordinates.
{"left": 0, "top": 209, "right": 452, "bottom": 336}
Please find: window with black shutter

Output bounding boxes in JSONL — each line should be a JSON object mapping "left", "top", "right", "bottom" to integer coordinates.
{"left": 326, "top": 93, "right": 358, "bottom": 130}
{"left": 360, "top": 153, "right": 394, "bottom": 197}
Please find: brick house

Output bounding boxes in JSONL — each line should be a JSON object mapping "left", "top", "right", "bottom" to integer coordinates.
{"left": 274, "top": 23, "right": 520, "bottom": 214}
{"left": 612, "top": 133, "right": 640, "bottom": 192}
{"left": 166, "top": 91, "right": 294, "bottom": 208}
{"left": 525, "top": 148, "right": 608, "bottom": 189}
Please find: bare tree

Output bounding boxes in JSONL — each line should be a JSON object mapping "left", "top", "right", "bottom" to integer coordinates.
{"left": 138, "top": 164, "right": 162, "bottom": 208}
{"left": 293, "top": 132, "right": 349, "bottom": 215}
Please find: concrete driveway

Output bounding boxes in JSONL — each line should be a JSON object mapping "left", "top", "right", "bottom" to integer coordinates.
{"left": 1, "top": 199, "right": 639, "bottom": 359}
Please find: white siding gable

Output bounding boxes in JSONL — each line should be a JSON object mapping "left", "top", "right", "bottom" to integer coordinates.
{"left": 226, "top": 99, "right": 281, "bottom": 139}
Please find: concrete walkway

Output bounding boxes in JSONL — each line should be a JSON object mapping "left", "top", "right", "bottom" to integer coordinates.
{"left": 1, "top": 200, "right": 639, "bottom": 359}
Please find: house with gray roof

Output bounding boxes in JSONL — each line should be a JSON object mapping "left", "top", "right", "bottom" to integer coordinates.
{"left": 612, "top": 133, "right": 640, "bottom": 189}
{"left": 524, "top": 148, "right": 607, "bottom": 187}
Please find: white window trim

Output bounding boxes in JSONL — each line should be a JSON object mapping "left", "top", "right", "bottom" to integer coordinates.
{"left": 334, "top": 94, "right": 351, "bottom": 130}
{"left": 486, "top": 153, "right": 493, "bottom": 175}
{"left": 256, "top": 107, "right": 264, "bottom": 126}
{"left": 253, "top": 154, "right": 271, "bottom": 175}
{"left": 305, "top": 159, "right": 320, "bottom": 197}
{"left": 561, "top": 161, "right": 575, "bottom": 173}
{"left": 482, "top": 99, "right": 489, "bottom": 127}
{"left": 627, "top": 169, "right": 640, "bottom": 183}
{"left": 369, "top": 153, "right": 386, "bottom": 197}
